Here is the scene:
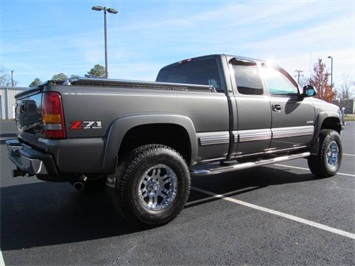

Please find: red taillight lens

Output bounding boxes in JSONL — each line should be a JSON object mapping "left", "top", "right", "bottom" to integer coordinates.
{"left": 42, "top": 92, "right": 66, "bottom": 139}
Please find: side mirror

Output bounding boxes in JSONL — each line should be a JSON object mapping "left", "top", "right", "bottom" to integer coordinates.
{"left": 302, "top": 85, "right": 317, "bottom": 97}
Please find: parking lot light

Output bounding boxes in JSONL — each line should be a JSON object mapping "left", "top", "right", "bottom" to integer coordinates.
{"left": 91, "top": 5, "right": 118, "bottom": 78}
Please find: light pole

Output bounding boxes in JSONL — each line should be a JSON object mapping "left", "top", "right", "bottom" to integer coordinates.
{"left": 328, "top": 56, "right": 333, "bottom": 86}
{"left": 92, "top": 5, "right": 118, "bottom": 79}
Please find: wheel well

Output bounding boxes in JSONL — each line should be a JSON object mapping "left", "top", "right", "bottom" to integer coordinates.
{"left": 118, "top": 124, "right": 191, "bottom": 164}
{"left": 321, "top": 117, "right": 342, "bottom": 133}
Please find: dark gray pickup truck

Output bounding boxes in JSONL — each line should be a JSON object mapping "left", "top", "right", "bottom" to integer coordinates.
{"left": 6, "top": 54, "right": 344, "bottom": 227}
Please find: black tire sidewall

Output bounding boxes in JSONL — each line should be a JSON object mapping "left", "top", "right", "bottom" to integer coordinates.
{"left": 309, "top": 129, "right": 342, "bottom": 178}
{"left": 122, "top": 145, "right": 190, "bottom": 226}
{"left": 320, "top": 130, "right": 342, "bottom": 176}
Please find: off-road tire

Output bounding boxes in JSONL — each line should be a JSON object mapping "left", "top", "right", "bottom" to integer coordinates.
{"left": 115, "top": 144, "right": 191, "bottom": 228}
{"left": 307, "top": 129, "right": 342, "bottom": 178}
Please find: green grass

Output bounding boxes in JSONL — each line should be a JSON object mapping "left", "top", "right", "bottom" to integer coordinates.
{"left": 344, "top": 114, "right": 355, "bottom": 121}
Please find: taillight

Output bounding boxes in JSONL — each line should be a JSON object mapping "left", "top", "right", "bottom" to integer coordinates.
{"left": 42, "top": 92, "right": 66, "bottom": 139}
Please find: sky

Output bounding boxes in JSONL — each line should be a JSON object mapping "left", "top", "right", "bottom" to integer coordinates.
{"left": 1, "top": 0, "right": 354, "bottom": 93}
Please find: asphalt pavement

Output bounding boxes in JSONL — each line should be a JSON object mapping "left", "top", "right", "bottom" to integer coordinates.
{"left": 1, "top": 120, "right": 354, "bottom": 265}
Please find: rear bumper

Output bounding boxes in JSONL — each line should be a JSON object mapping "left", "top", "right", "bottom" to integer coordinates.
{"left": 6, "top": 139, "right": 59, "bottom": 177}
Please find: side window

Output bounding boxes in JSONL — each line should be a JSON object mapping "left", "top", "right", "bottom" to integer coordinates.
{"left": 262, "top": 66, "right": 299, "bottom": 96}
{"left": 232, "top": 60, "right": 264, "bottom": 95}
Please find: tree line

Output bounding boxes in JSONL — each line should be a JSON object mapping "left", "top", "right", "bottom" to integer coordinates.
{"left": 29, "top": 64, "right": 106, "bottom": 87}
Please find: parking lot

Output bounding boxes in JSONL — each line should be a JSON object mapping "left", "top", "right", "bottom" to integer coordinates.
{"left": 1, "top": 119, "right": 354, "bottom": 265}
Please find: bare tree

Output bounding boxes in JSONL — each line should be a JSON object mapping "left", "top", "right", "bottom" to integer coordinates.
{"left": 338, "top": 73, "right": 354, "bottom": 99}
{"left": 0, "top": 65, "right": 17, "bottom": 86}
{"left": 0, "top": 65, "right": 9, "bottom": 86}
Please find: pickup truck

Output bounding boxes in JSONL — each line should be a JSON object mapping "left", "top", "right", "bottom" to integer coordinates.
{"left": 6, "top": 54, "right": 344, "bottom": 227}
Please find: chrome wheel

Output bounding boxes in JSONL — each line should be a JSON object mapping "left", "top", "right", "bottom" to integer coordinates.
{"left": 138, "top": 164, "right": 178, "bottom": 211}
{"left": 116, "top": 144, "right": 190, "bottom": 227}
{"left": 326, "top": 140, "right": 339, "bottom": 172}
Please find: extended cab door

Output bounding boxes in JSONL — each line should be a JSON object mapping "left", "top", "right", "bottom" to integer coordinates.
{"left": 261, "top": 64, "right": 315, "bottom": 149}
{"left": 230, "top": 58, "right": 272, "bottom": 156}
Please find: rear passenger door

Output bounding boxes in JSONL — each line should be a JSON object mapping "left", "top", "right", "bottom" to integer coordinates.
{"left": 261, "top": 64, "right": 315, "bottom": 149}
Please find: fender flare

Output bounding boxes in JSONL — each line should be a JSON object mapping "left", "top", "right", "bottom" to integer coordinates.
{"left": 102, "top": 113, "right": 198, "bottom": 172}
{"left": 311, "top": 110, "right": 342, "bottom": 154}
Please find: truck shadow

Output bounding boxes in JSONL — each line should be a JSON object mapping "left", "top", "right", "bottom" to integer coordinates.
{"left": 1, "top": 165, "right": 314, "bottom": 251}
{"left": 187, "top": 165, "right": 314, "bottom": 208}
{"left": 0, "top": 182, "right": 138, "bottom": 251}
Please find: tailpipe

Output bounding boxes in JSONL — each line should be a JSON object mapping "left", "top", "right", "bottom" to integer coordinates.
{"left": 73, "top": 175, "right": 88, "bottom": 191}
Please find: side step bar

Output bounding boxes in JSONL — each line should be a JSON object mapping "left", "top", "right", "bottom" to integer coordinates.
{"left": 191, "top": 152, "right": 310, "bottom": 176}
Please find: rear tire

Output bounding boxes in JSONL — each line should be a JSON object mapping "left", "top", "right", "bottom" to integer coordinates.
{"left": 115, "top": 144, "right": 191, "bottom": 228}
{"left": 307, "top": 129, "right": 342, "bottom": 178}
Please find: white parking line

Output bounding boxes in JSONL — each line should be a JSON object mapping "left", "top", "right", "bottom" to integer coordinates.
{"left": 344, "top": 153, "right": 355, "bottom": 157}
{"left": 191, "top": 186, "right": 355, "bottom": 240}
{"left": 0, "top": 250, "right": 5, "bottom": 266}
{"left": 274, "top": 164, "right": 355, "bottom": 177}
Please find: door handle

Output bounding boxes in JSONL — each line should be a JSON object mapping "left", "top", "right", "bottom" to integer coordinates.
{"left": 272, "top": 104, "right": 282, "bottom": 112}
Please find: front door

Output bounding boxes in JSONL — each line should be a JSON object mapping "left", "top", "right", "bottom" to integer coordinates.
{"left": 261, "top": 65, "right": 315, "bottom": 150}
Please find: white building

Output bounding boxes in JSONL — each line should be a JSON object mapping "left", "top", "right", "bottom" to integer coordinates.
{"left": 0, "top": 87, "right": 27, "bottom": 120}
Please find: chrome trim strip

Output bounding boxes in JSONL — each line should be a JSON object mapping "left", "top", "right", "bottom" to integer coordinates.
{"left": 198, "top": 126, "right": 313, "bottom": 146}
{"left": 234, "top": 126, "right": 313, "bottom": 143}
{"left": 234, "top": 129, "right": 272, "bottom": 143}
{"left": 272, "top": 126, "right": 314, "bottom": 139}
{"left": 199, "top": 133, "right": 230, "bottom": 146}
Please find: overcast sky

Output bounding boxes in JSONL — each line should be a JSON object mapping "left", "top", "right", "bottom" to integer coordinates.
{"left": 1, "top": 0, "right": 354, "bottom": 91}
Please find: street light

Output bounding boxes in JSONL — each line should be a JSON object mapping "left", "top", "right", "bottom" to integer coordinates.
{"left": 92, "top": 5, "right": 118, "bottom": 79}
{"left": 328, "top": 56, "right": 333, "bottom": 86}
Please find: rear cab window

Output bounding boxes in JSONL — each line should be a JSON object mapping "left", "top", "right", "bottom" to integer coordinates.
{"left": 156, "top": 58, "right": 224, "bottom": 92}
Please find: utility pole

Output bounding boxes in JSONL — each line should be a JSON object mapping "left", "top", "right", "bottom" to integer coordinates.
{"left": 294, "top": 70, "right": 303, "bottom": 84}
{"left": 11, "top": 70, "right": 14, "bottom": 87}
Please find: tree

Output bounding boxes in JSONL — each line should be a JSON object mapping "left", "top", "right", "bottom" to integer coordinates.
{"left": 29, "top": 78, "right": 42, "bottom": 87}
{"left": 338, "top": 73, "right": 354, "bottom": 100}
{"left": 309, "top": 59, "right": 336, "bottom": 103}
{"left": 0, "top": 65, "right": 8, "bottom": 86}
{"left": 52, "top": 73, "right": 68, "bottom": 81}
{"left": 85, "top": 64, "right": 106, "bottom": 78}
{"left": 0, "top": 65, "right": 17, "bottom": 86}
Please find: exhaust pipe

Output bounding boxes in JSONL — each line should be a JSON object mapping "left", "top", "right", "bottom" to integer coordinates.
{"left": 73, "top": 175, "right": 88, "bottom": 191}
{"left": 73, "top": 181, "right": 85, "bottom": 191}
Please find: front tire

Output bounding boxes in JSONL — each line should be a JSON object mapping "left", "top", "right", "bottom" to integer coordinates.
{"left": 308, "top": 129, "right": 342, "bottom": 178}
{"left": 115, "top": 144, "right": 191, "bottom": 228}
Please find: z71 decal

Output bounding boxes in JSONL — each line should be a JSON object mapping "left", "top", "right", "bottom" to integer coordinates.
{"left": 70, "top": 121, "right": 102, "bottom": 130}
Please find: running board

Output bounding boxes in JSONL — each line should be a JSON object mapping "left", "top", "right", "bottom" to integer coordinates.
{"left": 191, "top": 152, "right": 310, "bottom": 176}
